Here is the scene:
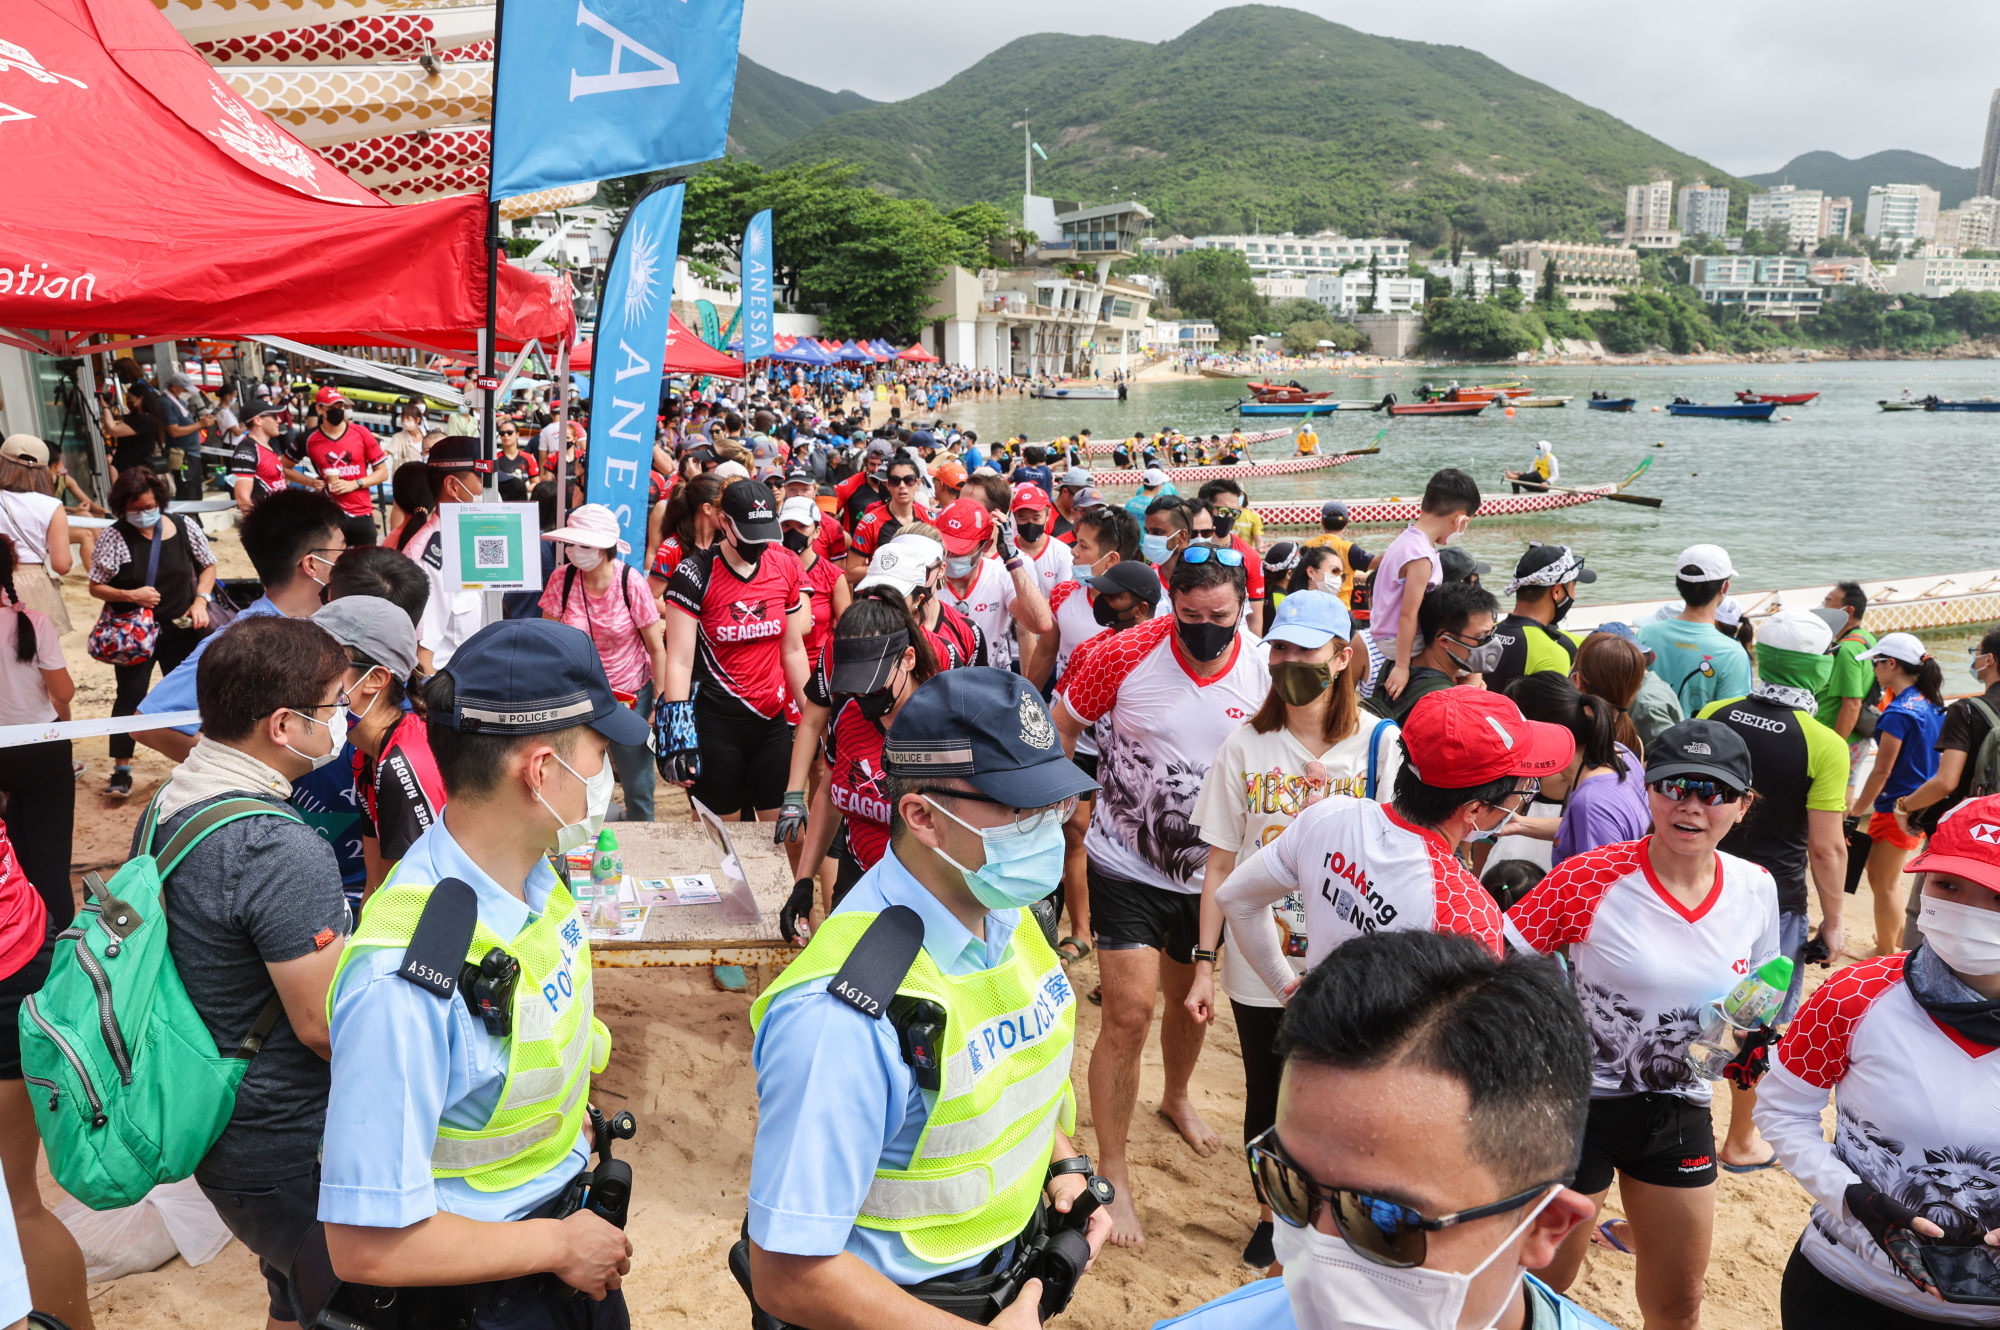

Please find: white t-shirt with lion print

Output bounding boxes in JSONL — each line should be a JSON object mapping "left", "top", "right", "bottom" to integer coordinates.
{"left": 1504, "top": 838, "right": 1780, "bottom": 1105}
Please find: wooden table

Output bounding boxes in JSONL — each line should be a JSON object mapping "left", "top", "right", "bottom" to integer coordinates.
{"left": 587, "top": 820, "right": 798, "bottom": 969}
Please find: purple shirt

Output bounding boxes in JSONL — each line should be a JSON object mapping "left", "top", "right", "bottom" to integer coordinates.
{"left": 1367, "top": 524, "right": 1441, "bottom": 658}
{"left": 1554, "top": 744, "right": 1651, "bottom": 866}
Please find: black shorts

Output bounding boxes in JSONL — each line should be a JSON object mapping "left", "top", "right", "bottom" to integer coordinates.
{"left": 691, "top": 695, "right": 792, "bottom": 817}
{"left": 198, "top": 1170, "right": 321, "bottom": 1322}
{"left": 1074, "top": 751, "right": 1100, "bottom": 783}
{"left": 1574, "top": 1092, "right": 1718, "bottom": 1194}
{"left": 0, "top": 928, "right": 56, "bottom": 1080}
{"left": 1088, "top": 861, "right": 1199, "bottom": 964}
{"left": 1780, "top": 1241, "right": 1946, "bottom": 1330}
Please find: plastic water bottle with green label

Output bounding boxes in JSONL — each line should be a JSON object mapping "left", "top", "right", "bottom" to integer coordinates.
{"left": 1686, "top": 956, "right": 1795, "bottom": 1081}
{"left": 591, "top": 828, "right": 621, "bottom": 888}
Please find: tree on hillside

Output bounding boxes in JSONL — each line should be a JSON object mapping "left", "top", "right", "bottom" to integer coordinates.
{"left": 1420, "top": 298, "right": 1537, "bottom": 360}
{"left": 1358, "top": 254, "right": 1381, "bottom": 313}
{"left": 1537, "top": 261, "right": 1564, "bottom": 309}
{"left": 1160, "top": 248, "right": 1266, "bottom": 346}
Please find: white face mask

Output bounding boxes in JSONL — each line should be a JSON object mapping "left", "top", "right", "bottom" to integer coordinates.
{"left": 347, "top": 666, "right": 383, "bottom": 724}
{"left": 1276, "top": 1188, "right": 1557, "bottom": 1330}
{"left": 1919, "top": 898, "right": 2000, "bottom": 976}
{"left": 284, "top": 705, "right": 349, "bottom": 772}
{"left": 568, "top": 545, "right": 605, "bottom": 572}
{"left": 538, "top": 750, "right": 614, "bottom": 853}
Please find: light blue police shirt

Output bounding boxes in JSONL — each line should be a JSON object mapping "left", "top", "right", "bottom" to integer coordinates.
{"left": 137, "top": 593, "right": 282, "bottom": 732}
{"left": 1151, "top": 1274, "right": 1615, "bottom": 1329}
{"left": 749, "top": 848, "right": 1065, "bottom": 1285}
{"left": 318, "top": 817, "right": 590, "bottom": 1228}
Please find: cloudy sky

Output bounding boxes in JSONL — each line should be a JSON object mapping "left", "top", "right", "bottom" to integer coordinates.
{"left": 740, "top": 0, "right": 1998, "bottom": 174}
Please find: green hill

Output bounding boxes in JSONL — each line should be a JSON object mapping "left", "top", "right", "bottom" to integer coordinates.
{"left": 762, "top": 5, "right": 1749, "bottom": 246}
{"left": 1748, "top": 150, "right": 1980, "bottom": 210}
{"left": 727, "top": 57, "right": 877, "bottom": 160}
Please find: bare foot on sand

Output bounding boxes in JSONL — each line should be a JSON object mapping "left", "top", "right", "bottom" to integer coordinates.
{"left": 1159, "top": 1095, "right": 1221, "bottom": 1158}
{"left": 1101, "top": 1164, "right": 1146, "bottom": 1250}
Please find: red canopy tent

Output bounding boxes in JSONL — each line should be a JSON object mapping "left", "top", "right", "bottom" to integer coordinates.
{"left": 569, "top": 316, "right": 744, "bottom": 380}
{"left": 897, "top": 343, "right": 941, "bottom": 363}
{"left": 0, "top": 0, "right": 570, "bottom": 355}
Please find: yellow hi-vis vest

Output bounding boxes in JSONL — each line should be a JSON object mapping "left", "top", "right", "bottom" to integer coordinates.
{"left": 332, "top": 876, "right": 612, "bottom": 1193}
{"left": 750, "top": 910, "right": 1078, "bottom": 1268}
{"left": 1303, "top": 531, "right": 1358, "bottom": 605}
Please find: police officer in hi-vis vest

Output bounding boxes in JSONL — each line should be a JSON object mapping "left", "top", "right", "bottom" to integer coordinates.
{"left": 739, "top": 665, "right": 1112, "bottom": 1329}
{"left": 314, "top": 618, "right": 646, "bottom": 1328}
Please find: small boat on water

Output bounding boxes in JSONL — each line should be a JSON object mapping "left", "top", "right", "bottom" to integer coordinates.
{"left": 1736, "top": 390, "right": 1820, "bottom": 406}
{"left": 1587, "top": 396, "right": 1638, "bottom": 412}
{"left": 1199, "top": 367, "right": 1254, "bottom": 380}
{"left": 1031, "top": 383, "right": 1119, "bottom": 400}
{"left": 1252, "top": 459, "right": 1656, "bottom": 527}
{"left": 1921, "top": 396, "right": 2000, "bottom": 413}
{"left": 1247, "top": 381, "right": 1333, "bottom": 400}
{"left": 1388, "top": 395, "right": 1486, "bottom": 417}
{"left": 1511, "top": 396, "right": 1573, "bottom": 408}
{"left": 1666, "top": 399, "right": 1778, "bottom": 420}
{"left": 1236, "top": 399, "right": 1343, "bottom": 416}
{"left": 1092, "top": 452, "right": 1370, "bottom": 488}
{"left": 1879, "top": 399, "right": 1925, "bottom": 412}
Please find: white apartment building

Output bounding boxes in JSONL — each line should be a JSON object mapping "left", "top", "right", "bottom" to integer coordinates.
{"left": 1688, "top": 255, "right": 1823, "bottom": 317}
{"left": 1930, "top": 197, "right": 2000, "bottom": 255}
{"left": 1303, "top": 271, "right": 1426, "bottom": 317}
{"left": 1746, "top": 186, "right": 1831, "bottom": 248}
{"left": 1678, "top": 182, "right": 1731, "bottom": 237}
{"left": 1421, "top": 259, "right": 1537, "bottom": 299}
{"left": 1496, "top": 241, "right": 1643, "bottom": 311}
{"left": 1625, "top": 180, "right": 1674, "bottom": 238}
{"left": 1141, "top": 231, "right": 1410, "bottom": 274}
{"left": 1884, "top": 256, "right": 2000, "bottom": 296}
{"left": 1826, "top": 197, "right": 1853, "bottom": 240}
{"left": 1865, "top": 183, "right": 1941, "bottom": 244}
{"left": 1146, "top": 319, "right": 1220, "bottom": 354}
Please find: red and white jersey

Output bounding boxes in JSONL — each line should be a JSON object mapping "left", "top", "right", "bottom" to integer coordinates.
{"left": 1023, "top": 538, "right": 1074, "bottom": 598}
{"left": 664, "top": 546, "right": 805, "bottom": 719}
{"left": 1260, "top": 797, "right": 1501, "bottom": 965}
{"left": 802, "top": 652, "right": 894, "bottom": 870}
{"left": 1759, "top": 953, "right": 2000, "bottom": 1325}
{"left": 925, "top": 602, "right": 985, "bottom": 670}
{"left": 799, "top": 552, "right": 844, "bottom": 666}
{"left": 1047, "top": 581, "right": 1106, "bottom": 683}
{"left": 1506, "top": 840, "right": 1781, "bottom": 1104}
{"left": 942, "top": 557, "right": 1021, "bottom": 670}
{"left": 1060, "top": 617, "right": 1269, "bottom": 893}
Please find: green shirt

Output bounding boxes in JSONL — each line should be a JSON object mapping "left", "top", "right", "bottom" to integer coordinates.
{"left": 1815, "top": 627, "right": 1877, "bottom": 744}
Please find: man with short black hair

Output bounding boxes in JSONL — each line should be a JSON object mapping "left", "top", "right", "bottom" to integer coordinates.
{"left": 1638, "top": 543, "right": 1752, "bottom": 715}
{"left": 1365, "top": 581, "right": 1502, "bottom": 724}
{"left": 1485, "top": 544, "right": 1595, "bottom": 699}
{"left": 1196, "top": 479, "right": 1266, "bottom": 630}
{"left": 1815, "top": 580, "right": 1877, "bottom": 758}
{"left": 1156, "top": 931, "right": 1608, "bottom": 1330}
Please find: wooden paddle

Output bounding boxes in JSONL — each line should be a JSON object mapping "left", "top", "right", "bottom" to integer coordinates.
{"left": 1505, "top": 478, "right": 1664, "bottom": 508}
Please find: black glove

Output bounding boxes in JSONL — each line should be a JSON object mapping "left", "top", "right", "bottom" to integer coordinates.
{"left": 994, "top": 521, "right": 1018, "bottom": 564}
{"left": 1801, "top": 934, "right": 1833, "bottom": 966}
{"left": 779, "top": 878, "right": 816, "bottom": 946}
{"left": 653, "top": 695, "right": 700, "bottom": 784}
{"left": 1846, "top": 1183, "right": 1940, "bottom": 1295}
{"left": 774, "top": 790, "right": 808, "bottom": 845}
{"left": 1722, "top": 1023, "right": 1779, "bottom": 1090}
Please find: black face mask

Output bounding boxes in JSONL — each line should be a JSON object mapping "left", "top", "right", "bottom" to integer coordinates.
{"left": 782, "top": 530, "right": 810, "bottom": 554}
{"left": 1548, "top": 587, "right": 1575, "bottom": 625}
{"left": 1093, "top": 595, "right": 1137, "bottom": 630}
{"left": 854, "top": 677, "right": 901, "bottom": 722}
{"left": 1176, "top": 616, "right": 1237, "bottom": 662}
{"left": 1015, "top": 522, "right": 1045, "bottom": 546}
{"left": 1212, "top": 511, "right": 1238, "bottom": 539}
{"left": 323, "top": 407, "right": 345, "bottom": 427}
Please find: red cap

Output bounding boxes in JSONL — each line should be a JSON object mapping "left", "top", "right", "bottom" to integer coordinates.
{"left": 1908, "top": 795, "right": 2000, "bottom": 893}
{"left": 1401, "top": 687, "right": 1575, "bottom": 787}
{"left": 936, "top": 497, "right": 994, "bottom": 556}
{"left": 1010, "top": 483, "right": 1051, "bottom": 512}
{"left": 314, "top": 386, "right": 347, "bottom": 406}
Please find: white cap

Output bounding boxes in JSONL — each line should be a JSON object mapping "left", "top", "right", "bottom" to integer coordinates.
{"left": 713, "top": 460, "right": 751, "bottom": 481}
{"left": 541, "top": 502, "right": 629, "bottom": 553}
{"left": 857, "top": 534, "right": 944, "bottom": 597}
{"left": 1675, "top": 543, "right": 1734, "bottom": 582}
{"left": 777, "top": 496, "right": 819, "bottom": 527}
{"left": 1141, "top": 467, "right": 1170, "bottom": 488}
{"left": 1715, "top": 595, "right": 1744, "bottom": 629}
{"left": 1757, "top": 607, "right": 1833, "bottom": 655}
{"left": 1858, "top": 631, "right": 1930, "bottom": 668}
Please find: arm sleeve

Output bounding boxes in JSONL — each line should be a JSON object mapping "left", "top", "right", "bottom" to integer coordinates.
{"left": 663, "top": 552, "right": 709, "bottom": 618}
{"left": 1938, "top": 700, "right": 1974, "bottom": 754}
{"left": 1804, "top": 721, "right": 1851, "bottom": 811}
{"left": 1754, "top": 1061, "right": 1857, "bottom": 1212}
{"left": 535, "top": 572, "right": 573, "bottom": 626}
{"left": 89, "top": 527, "right": 129, "bottom": 583}
{"left": 234, "top": 819, "right": 350, "bottom": 964}
{"left": 184, "top": 522, "right": 216, "bottom": 570}
{"left": 1502, "top": 855, "right": 1613, "bottom": 954}
{"left": 135, "top": 636, "right": 210, "bottom": 726}
{"left": 1215, "top": 846, "right": 1298, "bottom": 998}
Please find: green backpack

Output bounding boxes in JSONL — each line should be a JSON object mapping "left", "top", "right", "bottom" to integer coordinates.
{"left": 20, "top": 795, "right": 301, "bottom": 1210}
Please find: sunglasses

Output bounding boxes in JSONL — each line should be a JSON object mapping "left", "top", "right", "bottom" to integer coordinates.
{"left": 1649, "top": 777, "right": 1746, "bottom": 806}
{"left": 1248, "top": 1129, "right": 1556, "bottom": 1268}
{"left": 886, "top": 474, "right": 921, "bottom": 488}
{"left": 1180, "top": 543, "right": 1244, "bottom": 567}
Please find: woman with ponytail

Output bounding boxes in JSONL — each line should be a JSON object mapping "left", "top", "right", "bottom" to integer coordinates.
{"left": 1851, "top": 632, "right": 1948, "bottom": 953}
{"left": 647, "top": 471, "right": 724, "bottom": 599}
{"left": 1506, "top": 672, "right": 1650, "bottom": 865}
{"left": 1573, "top": 628, "right": 1651, "bottom": 756}
{"left": 387, "top": 460, "right": 437, "bottom": 552}
{"left": 773, "top": 588, "right": 941, "bottom": 944}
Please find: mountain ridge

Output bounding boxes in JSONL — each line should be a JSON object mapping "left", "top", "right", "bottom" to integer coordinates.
{"left": 727, "top": 56, "right": 878, "bottom": 161}
{"left": 1747, "top": 149, "right": 1980, "bottom": 210}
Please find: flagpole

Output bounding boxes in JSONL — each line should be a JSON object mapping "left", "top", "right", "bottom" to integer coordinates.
{"left": 481, "top": 0, "right": 508, "bottom": 469}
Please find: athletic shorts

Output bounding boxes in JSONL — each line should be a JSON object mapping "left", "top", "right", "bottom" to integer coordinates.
{"left": 691, "top": 695, "right": 792, "bottom": 817}
{"left": 0, "top": 928, "right": 55, "bottom": 1080}
{"left": 1088, "top": 861, "right": 1199, "bottom": 964}
{"left": 198, "top": 1170, "right": 321, "bottom": 1322}
{"left": 1869, "top": 809, "right": 1921, "bottom": 852}
{"left": 1574, "top": 1092, "right": 1717, "bottom": 1194}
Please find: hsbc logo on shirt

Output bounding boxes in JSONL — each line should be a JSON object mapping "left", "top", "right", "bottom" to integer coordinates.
{"left": 1226, "top": 707, "right": 1247, "bottom": 720}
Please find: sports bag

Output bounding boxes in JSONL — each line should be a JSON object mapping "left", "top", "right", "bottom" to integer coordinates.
{"left": 20, "top": 795, "right": 300, "bottom": 1210}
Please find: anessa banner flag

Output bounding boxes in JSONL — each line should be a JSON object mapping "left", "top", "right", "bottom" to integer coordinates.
{"left": 491, "top": 0, "right": 746, "bottom": 199}
{"left": 740, "top": 209, "right": 774, "bottom": 362}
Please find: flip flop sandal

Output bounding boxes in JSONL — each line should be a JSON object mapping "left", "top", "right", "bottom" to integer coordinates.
{"left": 1720, "top": 1155, "right": 1782, "bottom": 1174}
{"left": 1056, "top": 936, "right": 1091, "bottom": 963}
{"left": 1591, "top": 1219, "right": 1633, "bottom": 1254}
{"left": 1087, "top": 984, "right": 1102, "bottom": 1006}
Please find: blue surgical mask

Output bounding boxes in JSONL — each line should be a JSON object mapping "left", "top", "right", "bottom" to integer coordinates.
{"left": 925, "top": 796, "right": 1066, "bottom": 909}
{"left": 129, "top": 508, "right": 162, "bottom": 529}
{"left": 1140, "top": 532, "right": 1171, "bottom": 564}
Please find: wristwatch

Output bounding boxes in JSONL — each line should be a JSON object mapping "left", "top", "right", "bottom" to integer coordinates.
{"left": 1191, "top": 948, "right": 1218, "bottom": 965}
{"left": 1048, "top": 1154, "right": 1093, "bottom": 1182}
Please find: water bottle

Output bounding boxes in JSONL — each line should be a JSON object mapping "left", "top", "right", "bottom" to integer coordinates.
{"left": 1686, "top": 956, "right": 1795, "bottom": 1081}
{"left": 591, "top": 829, "right": 621, "bottom": 890}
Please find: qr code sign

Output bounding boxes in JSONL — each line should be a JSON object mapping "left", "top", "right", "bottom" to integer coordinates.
{"left": 473, "top": 536, "right": 509, "bottom": 569}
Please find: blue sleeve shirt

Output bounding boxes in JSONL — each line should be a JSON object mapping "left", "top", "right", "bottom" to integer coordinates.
{"left": 317, "top": 818, "right": 588, "bottom": 1228}
{"left": 1875, "top": 686, "right": 1947, "bottom": 808}
{"left": 137, "top": 595, "right": 284, "bottom": 731}
{"left": 1151, "top": 1274, "right": 1615, "bottom": 1330}
{"left": 747, "top": 850, "right": 1023, "bottom": 1285}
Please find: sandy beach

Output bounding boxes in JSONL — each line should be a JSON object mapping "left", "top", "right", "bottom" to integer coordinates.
{"left": 34, "top": 522, "right": 1871, "bottom": 1330}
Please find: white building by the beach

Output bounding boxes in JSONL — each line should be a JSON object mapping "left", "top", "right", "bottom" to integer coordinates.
{"left": 1865, "top": 184, "right": 1942, "bottom": 244}
{"left": 1688, "top": 255, "right": 1824, "bottom": 317}
{"left": 1142, "top": 231, "right": 1411, "bottom": 275}
{"left": 1303, "top": 271, "right": 1426, "bottom": 317}
{"left": 1883, "top": 256, "right": 2000, "bottom": 296}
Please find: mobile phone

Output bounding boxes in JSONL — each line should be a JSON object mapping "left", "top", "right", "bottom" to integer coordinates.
{"left": 1920, "top": 1244, "right": 2000, "bottom": 1305}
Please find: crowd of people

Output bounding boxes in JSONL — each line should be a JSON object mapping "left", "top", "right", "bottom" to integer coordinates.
{"left": 0, "top": 356, "right": 1993, "bottom": 1330}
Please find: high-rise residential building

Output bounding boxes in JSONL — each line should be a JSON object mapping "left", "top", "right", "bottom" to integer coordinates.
{"left": 1980, "top": 89, "right": 2000, "bottom": 199}
{"left": 1866, "top": 183, "right": 1942, "bottom": 243}
{"left": 1933, "top": 196, "right": 2000, "bottom": 254}
{"left": 1497, "top": 241, "right": 1642, "bottom": 311}
{"left": 1625, "top": 180, "right": 1674, "bottom": 238}
{"left": 1826, "top": 197, "right": 1852, "bottom": 240}
{"left": 1746, "top": 185, "right": 1828, "bottom": 248}
{"left": 1678, "top": 181, "right": 1731, "bottom": 237}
